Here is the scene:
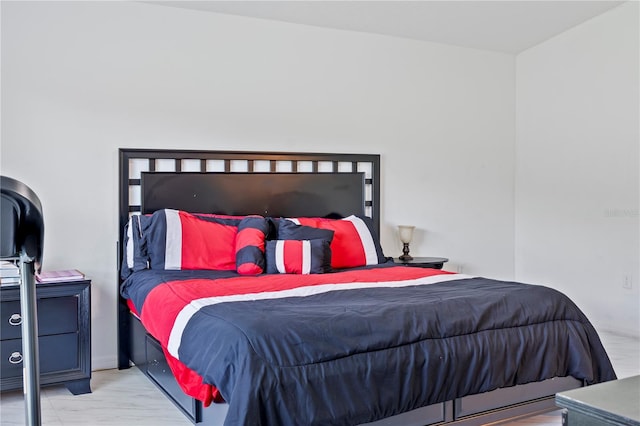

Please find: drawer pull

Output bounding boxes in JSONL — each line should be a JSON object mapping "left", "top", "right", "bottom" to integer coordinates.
{"left": 8, "top": 313, "right": 22, "bottom": 326}
{"left": 8, "top": 352, "right": 23, "bottom": 364}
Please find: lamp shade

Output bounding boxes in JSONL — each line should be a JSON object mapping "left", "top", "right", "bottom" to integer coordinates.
{"left": 398, "top": 225, "right": 415, "bottom": 244}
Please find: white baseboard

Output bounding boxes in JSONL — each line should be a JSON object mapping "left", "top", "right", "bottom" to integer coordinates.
{"left": 91, "top": 354, "right": 118, "bottom": 371}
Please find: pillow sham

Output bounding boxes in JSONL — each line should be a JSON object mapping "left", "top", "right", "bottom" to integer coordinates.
{"left": 145, "top": 209, "right": 238, "bottom": 271}
{"left": 280, "top": 215, "right": 385, "bottom": 269}
{"left": 277, "top": 219, "right": 335, "bottom": 243}
{"left": 236, "top": 215, "right": 269, "bottom": 275}
{"left": 265, "top": 239, "right": 332, "bottom": 274}
{"left": 121, "top": 214, "right": 152, "bottom": 280}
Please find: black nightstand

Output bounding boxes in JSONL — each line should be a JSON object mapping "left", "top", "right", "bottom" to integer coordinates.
{"left": 393, "top": 257, "right": 449, "bottom": 269}
{"left": 0, "top": 279, "right": 91, "bottom": 395}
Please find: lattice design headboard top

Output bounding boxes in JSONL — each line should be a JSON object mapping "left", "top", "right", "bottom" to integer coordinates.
{"left": 119, "top": 149, "right": 381, "bottom": 233}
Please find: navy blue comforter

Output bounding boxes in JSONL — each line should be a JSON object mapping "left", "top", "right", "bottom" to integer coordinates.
{"left": 122, "top": 267, "right": 616, "bottom": 425}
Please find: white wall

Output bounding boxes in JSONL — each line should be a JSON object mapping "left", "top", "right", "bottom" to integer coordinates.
{"left": 1, "top": 1, "right": 515, "bottom": 369}
{"left": 516, "top": 2, "right": 639, "bottom": 337}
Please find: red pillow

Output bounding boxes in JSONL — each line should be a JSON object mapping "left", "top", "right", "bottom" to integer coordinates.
{"left": 235, "top": 216, "right": 268, "bottom": 275}
{"left": 281, "top": 215, "right": 385, "bottom": 269}
{"left": 146, "top": 209, "right": 238, "bottom": 271}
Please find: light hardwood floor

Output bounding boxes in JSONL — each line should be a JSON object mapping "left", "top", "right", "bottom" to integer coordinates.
{"left": 1, "top": 330, "right": 638, "bottom": 425}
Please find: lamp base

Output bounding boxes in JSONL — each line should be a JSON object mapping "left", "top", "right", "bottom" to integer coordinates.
{"left": 399, "top": 242, "right": 412, "bottom": 261}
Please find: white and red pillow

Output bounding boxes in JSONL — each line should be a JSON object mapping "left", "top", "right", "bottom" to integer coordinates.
{"left": 146, "top": 209, "right": 239, "bottom": 271}
{"left": 121, "top": 210, "right": 385, "bottom": 275}
{"left": 278, "top": 215, "right": 386, "bottom": 269}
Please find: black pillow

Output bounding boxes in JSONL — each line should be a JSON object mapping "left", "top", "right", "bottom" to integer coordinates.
{"left": 277, "top": 219, "right": 335, "bottom": 243}
{"left": 265, "top": 239, "right": 332, "bottom": 274}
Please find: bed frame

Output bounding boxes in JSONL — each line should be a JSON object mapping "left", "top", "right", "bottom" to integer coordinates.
{"left": 117, "top": 148, "right": 581, "bottom": 426}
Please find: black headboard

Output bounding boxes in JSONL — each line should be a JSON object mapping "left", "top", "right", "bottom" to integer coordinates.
{"left": 119, "top": 149, "right": 380, "bottom": 234}
{"left": 141, "top": 172, "right": 365, "bottom": 219}
{"left": 117, "top": 149, "right": 381, "bottom": 368}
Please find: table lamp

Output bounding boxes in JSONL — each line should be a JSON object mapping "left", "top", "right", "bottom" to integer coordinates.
{"left": 398, "top": 225, "right": 415, "bottom": 261}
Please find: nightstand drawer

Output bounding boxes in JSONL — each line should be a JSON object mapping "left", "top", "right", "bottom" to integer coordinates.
{"left": 0, "top": 333, "right": 79, "bottom": 379}
{"left": 1, "top": 296, "right": 78, "bottom": 340}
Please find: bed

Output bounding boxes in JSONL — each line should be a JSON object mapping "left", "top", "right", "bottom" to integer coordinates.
{"left": 117, "top": 148, "right": 616, "bottom": 426}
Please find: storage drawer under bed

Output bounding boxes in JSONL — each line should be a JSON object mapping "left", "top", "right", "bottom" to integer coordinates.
{"left": 454, "top": 376, "right": 583, "bottom": 419}
{"left": 145, "top": 333, "right": 201, "bottom": 422}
